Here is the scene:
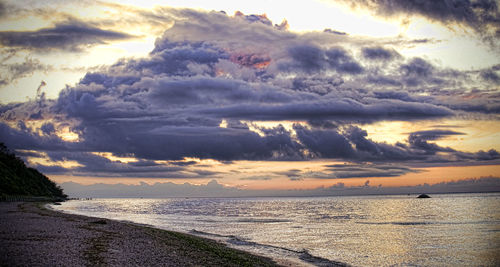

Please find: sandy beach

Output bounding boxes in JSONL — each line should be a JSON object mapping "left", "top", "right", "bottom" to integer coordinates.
{"left": 0, "top": 202, "right": 280, "bottom": 266}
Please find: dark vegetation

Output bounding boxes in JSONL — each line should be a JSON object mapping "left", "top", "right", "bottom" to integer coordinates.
{"left": 145, "top": 227, "right": 279, "bottom": 267}
{"left": 0, "top": 143, "right": 66, "bottom": 200}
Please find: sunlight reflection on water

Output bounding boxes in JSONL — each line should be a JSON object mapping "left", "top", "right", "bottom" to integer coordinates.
{"left": 54, "top": 193, "right": 500, "bottom": 266}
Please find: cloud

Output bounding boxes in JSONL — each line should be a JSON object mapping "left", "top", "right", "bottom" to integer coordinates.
{"left": 239, "top": 176, "right": 272, "bottom": 181}
{"left": 481, "top": 68, "right": 500, "bottom": 84}
{"left": 401, "top": 57, "right": 434, "bottom": 77}
{"left": 295, "top": 125, "right": 354, "bottom": 158}
{"left": 32, "top": 150, "right": 221, "bottom": 179}
{"left": 0, "top": 8, "right": 499, "bottom": 179}
{"left": 40, "top": 122, "right": 55, "bottom": 135}
{"left": 0, "top": 57, "right": 53, "bottom": 86}
{"left": 335, "top": 0, "right": 500, "bottom": 49}
{"left": 285, "top": 163, "right": 419, "bottom": 180}
{"left": 0, "top": 121, "right": 66, "bottom": 151}
{"left": 327, "top": 163, "right": 418, "bottom": 178}
{"left": 202, "top": 99, "right": 454, "bottom": 121}
{"left": 151, "top": 9, "right": 295, "bottom": 53}
{"left": 362, "top": 46, "right": 399, "bottom": 61}
{"left": 323, "top": 28, "right": 347, "bottom": 35}
{"left": 280, "top": 44, "right": 364, "bottom": 74}
{"left": 293, "top": 125, "right": 500, "bottom": 163}
{"left": 0, "top": 20, "right": 135, "bottom": 52}
{"left": 409, "top": 129, "right": 465, "bottom": 140}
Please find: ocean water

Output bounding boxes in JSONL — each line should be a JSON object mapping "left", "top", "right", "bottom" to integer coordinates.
{"left": 52, "top": 193, "right": 500, "bottom": 266}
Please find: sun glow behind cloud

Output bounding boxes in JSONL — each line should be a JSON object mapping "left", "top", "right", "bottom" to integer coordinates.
{"left": 361, "top": 120, "right": 500, "bottom": 153}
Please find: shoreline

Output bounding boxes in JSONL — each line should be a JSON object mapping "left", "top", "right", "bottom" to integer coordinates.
{"left": 49, "top": 200, "right": 349, "bottom": 267}
{"left": 0, "top": 201, "right": 283, "bottom": 266}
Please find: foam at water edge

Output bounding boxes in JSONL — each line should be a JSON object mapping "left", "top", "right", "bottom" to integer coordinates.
{"left": 189, "top": 229, "right": 349, "bottom": 267}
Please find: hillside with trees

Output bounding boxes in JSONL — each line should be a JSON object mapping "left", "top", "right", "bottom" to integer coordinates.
{"left": 0, "top": 143, "right": 66, "bottom": 200}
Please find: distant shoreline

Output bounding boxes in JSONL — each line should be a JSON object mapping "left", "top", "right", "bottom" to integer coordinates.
{"left": 0, "top": 201, "right": 282, "bottom": 266}
{"left": 57, "top": 191, "right": 500, "bottom": 200}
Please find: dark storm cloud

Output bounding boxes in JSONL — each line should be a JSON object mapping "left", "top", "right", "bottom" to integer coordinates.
{"left": 40, "top": 122, "right": 55, "bottom": 135}
{"left": 165, "top": 160, "right": 196, "bottom": 167}
{"left": 336, "top": 0, "right": 500, "bottom": 48}
{"left": 14, "top": 149, "right": 44, "bottom": 158}
{"left": 397, "top": 57, "right": 456, "bottom": 87}
{"left": 372, "top": 91, "right": 415, "bottom": 101}
{"left": 35, "top": 164, "right": 68, "bottom": 174}
{"left": 290, "top": 75, "right": 344, "bottom": 95}
{"left": 0, "top": 20, "right": 134, "bottom": 52}
{"left": 0, "top": 121, "right": 66, "bottom": 151}
{"left": 286, "top": 45, "right": 324, "bottom": 73}
{"left": 409, "top": 129, "right": 465, "bottom": 140}
{"left": 32, "top": 150, "right": 219, "bottom": 179}
{"left": 325, "top": 47, "right": 364, "bottom": 74}
{"left": 283, "top": 45, "right": 364, "bottom": 74}
{"left": 400, "top": 57, "right": 434, "bottom": 77}
{"left": 408, "top": 134, "right": 456, "bottom": 154}
{"left": 58, "top": 151, "right": 184, "bottom": 175}
{"left": 0, "top": 57, "right": 52, "bottom": 85}
{"left": 295, "top": 125, "right": 355, "bottom": 158}
{"left": 292, "top": 125, "right": 500, "bottom": 163}
{"left": 203, "top": 99, "right": 454, "bottom": 121}
{"left": 1, "top": 8, "right": 499, "bottom": 179}
{"left": 145, "top": 77, "right": 293, "bottom": 106}
{"left": 323, "top": 28, "right": 347, "bottom": 35}
{"left": 127, "top": 125, "right": 299, "bottom": 161}
{"left": 362, "top": 47, "right": 399, "bottom": 61}
{"left": 146, "top": 41, "right": 226, "bottom": 75}
{"left": 354, "top": 0, "right": 499, "bottom": 26}
{"left": 481, "top": 68, "right": 500, "bottom": 84}
{"left": 436, "top": 90, "right": 500, "bottom": 114}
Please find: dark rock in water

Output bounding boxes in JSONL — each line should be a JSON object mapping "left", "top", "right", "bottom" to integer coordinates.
{"left": 417, "top": 194, "right": 431, "bottom": 198}
{"left": 53, "top": 202, "right": 62, "bottom": 205}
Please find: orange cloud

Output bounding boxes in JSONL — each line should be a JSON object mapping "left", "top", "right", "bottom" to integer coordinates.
{"left": 229, "top": 53, "right": 271, "bottom": 69}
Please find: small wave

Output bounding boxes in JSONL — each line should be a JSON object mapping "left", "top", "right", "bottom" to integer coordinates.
{"left": 357, "top": 221, "right": 433, "bottom": 226}
{"left": 190, "top": 229, "right": 233, "bottom": 238}
{"left": 392, "top": 222, "right": 432, "bottom": 226}
{"left": 195, "top": 218, "right": 219, "bottom": 223}
{"left": 236, "top": 218, "right": 292, "bottom": 223}
{"left": 357, "top": 220, "right": 494, "bottom": 226}
{"left": 316, "top": 215, "right": 351, "bottom": 220}
{"left": 190, "top": 229, "right": 348, "bottom": 267}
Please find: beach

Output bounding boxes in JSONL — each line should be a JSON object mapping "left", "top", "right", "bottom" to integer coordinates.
{"left": 50, "top": 195, "right": 500, "bottom": 266}
{"left": 0, "top": 202, "right": 280, "bottom": 267}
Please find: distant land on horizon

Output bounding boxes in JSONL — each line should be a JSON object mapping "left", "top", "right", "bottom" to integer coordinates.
{"left": 60, "top": 177, "right": 500, "bottom": 198}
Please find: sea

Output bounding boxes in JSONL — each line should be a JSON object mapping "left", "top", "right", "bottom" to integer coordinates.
{"left": 51, "top": 193, "right": 500, "bottom": 266}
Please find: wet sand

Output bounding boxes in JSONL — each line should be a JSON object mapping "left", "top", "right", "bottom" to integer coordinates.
{"left": 0, "top": 202, "right": 280, "bottom": 266}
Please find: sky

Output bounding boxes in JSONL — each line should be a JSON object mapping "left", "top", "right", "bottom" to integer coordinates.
{"left": 0, "top": 0, "right": 500, "bottom": 196}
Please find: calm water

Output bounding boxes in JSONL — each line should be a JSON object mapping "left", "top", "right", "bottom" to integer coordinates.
{"left": 52, "top": 193, "right": 500, "bottom": 266}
